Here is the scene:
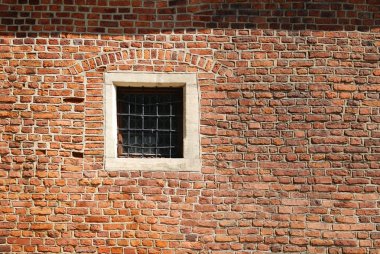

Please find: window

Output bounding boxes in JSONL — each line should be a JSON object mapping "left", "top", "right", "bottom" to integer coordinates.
{"left": 116, "top": 87, "right": 183, "bottom": 158}
{"left": 104, "top": 72, "right": 201, "bottom": 171}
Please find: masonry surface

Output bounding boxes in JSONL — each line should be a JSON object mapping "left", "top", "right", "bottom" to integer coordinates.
{"left": 0, "top": 0, "right": 380, "bottom": 253}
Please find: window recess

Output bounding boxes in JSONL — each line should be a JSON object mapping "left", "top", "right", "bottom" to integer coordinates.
{"left": 116, "top": 87, "right": 183, "bottom": 158}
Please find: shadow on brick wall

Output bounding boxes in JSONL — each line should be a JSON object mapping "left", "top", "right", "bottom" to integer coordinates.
{"left": 0, "top": 0, "right": 379, "bottom": 37}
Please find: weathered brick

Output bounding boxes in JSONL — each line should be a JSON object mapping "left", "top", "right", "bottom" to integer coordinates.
{"left": 85, "top": 216, "right": 109, "bottom": 223}
{"left": 0, "top": 2, "right": 379, "bottom": 254}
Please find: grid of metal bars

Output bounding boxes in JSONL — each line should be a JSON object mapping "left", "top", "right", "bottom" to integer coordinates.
{"left": 116, "top": 87, "right": 183, "bottom": 158}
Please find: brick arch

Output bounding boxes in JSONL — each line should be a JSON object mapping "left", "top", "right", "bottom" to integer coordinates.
{"left": 66, "top": 49, "right": 233, "bottom": 77}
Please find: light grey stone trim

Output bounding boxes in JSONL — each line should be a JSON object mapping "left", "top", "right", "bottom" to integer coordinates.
{"left": 104, "top": 72, "right": 201, "bottom": 172}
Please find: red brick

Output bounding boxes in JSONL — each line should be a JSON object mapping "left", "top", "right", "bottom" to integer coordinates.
{"left": 30, "top": 207, "right": 51, "bottom": 215}
{"left": 0, "top": 96, "right": 16, "bottom": 103}
{"left": 85, "top": 216, "right": 109, "bottom": 223}
{"left": 31, "top": 223, "right": 53, "bottom": 230}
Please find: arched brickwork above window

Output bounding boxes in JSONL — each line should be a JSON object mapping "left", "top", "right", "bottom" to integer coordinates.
{"left": 66, "top": 49, "right": 233, "bottom": 77}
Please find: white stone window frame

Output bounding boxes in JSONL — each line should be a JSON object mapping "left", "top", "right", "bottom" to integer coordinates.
{"left": 104, "top": 72, "right": 201, "bottom": 172}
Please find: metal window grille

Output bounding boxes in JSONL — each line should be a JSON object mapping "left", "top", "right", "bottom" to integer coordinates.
{"left": 116, "top": 87, "right": 183, "bottom": 158}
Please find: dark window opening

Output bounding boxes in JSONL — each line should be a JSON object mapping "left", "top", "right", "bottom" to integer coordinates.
{"left": 116, "top": 87, "right": 183, "bottom": 158}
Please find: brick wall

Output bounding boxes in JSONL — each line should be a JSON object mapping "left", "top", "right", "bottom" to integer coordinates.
{"left": 1, "top": 0, "right": 380, "bottom": 253}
